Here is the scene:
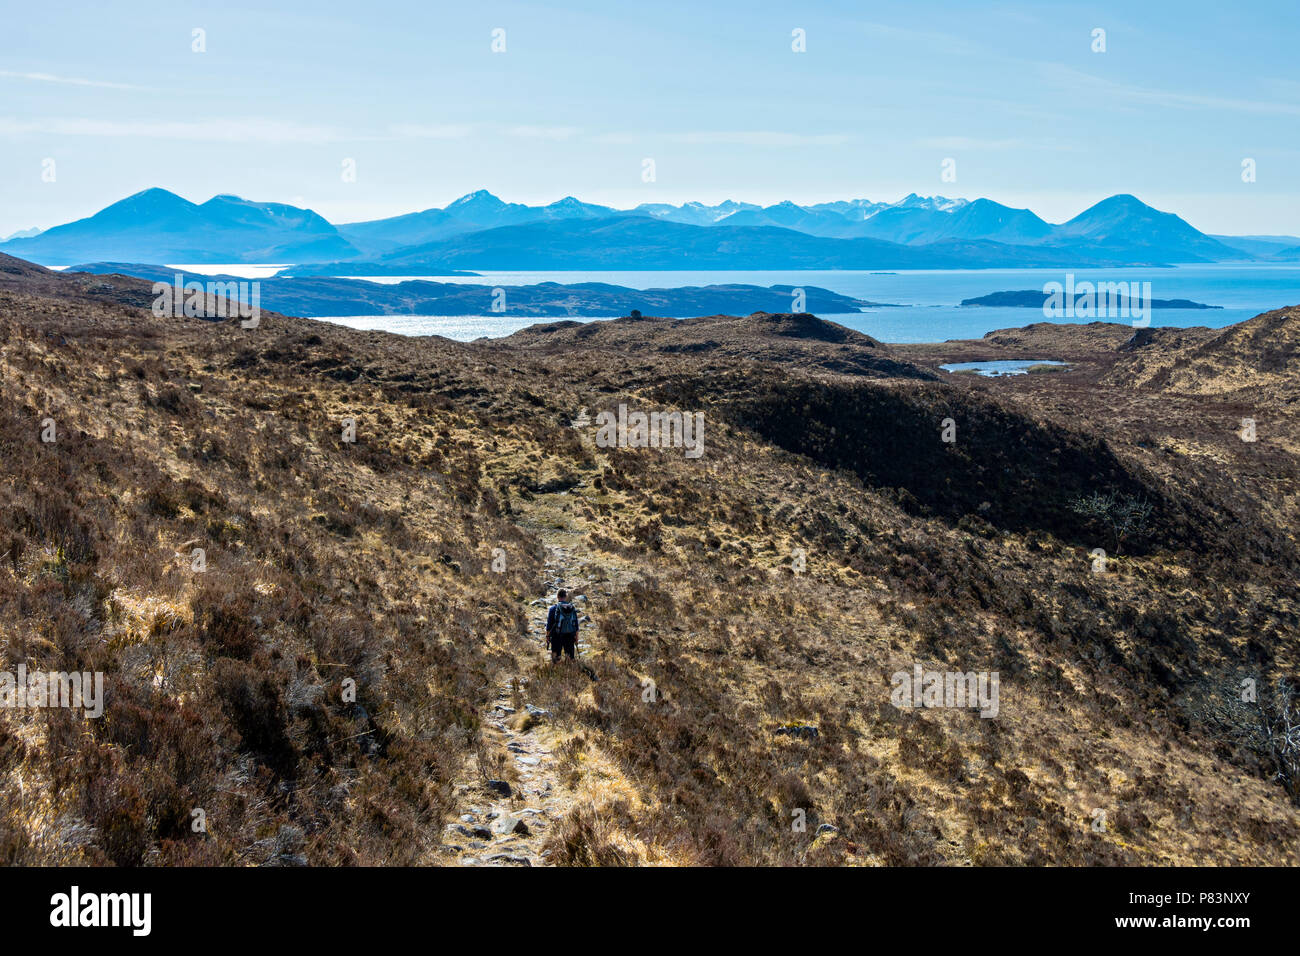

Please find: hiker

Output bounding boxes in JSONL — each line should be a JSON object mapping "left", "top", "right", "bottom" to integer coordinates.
{"left": 545, "top": 589, "right": 580, "bottom": 663}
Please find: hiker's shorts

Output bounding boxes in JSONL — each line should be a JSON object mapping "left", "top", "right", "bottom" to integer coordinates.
{"left": 551, "top": 633, "right": 576, "bottom": 660}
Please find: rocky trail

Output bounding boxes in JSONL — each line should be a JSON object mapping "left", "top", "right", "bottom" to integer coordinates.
{"left": 441, "top": 527, "right": 625, "bottom": 867}
{"left": 437, "top": 407, "right": 652, "bottom": 867}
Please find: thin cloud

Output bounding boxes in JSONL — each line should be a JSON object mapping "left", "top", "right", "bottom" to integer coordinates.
{"left": 916, "top": 135, "right": 1074, "bottom": 152}
{"left": 0, "top": 117, "right": 566, "bottom": 144}
{"left": 505, "top": 125, "right": 579, "bottom": 140}
{"left": 389, "top": 123, "right": 474, "bottom": 139}
{"left": 392, "top": 123, "right": 575, "bottom": 140}
{"left": 1038, "top": 64, "right": 1300, "bottom": 117}
{"left": 857, "top": 22, "right": 982, "bottom": 57}
{"left": 0, "top": 116, "right": 351, "bottom": 143}
{"left": 918, "top": 136, "right": 1024, "bottom": 151}
{"left": 595, "top": 130, "right": 856, "bottom": 147}
{"left": 0, "top": 70, "right": 149, "bottom": 91}
{"left": 0, "top": 116, "right": 854, "bottom": 148}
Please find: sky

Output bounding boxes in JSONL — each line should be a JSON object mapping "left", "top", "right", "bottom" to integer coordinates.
{"left": 1, "top": 0, "right": 1298, "bottom": 237}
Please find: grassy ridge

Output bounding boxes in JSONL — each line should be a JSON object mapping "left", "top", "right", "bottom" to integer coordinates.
{"left": 0, "top": 259, "right": 1296, "bottom": 865}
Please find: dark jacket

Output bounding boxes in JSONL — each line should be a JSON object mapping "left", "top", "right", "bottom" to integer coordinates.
{"left": 546, "top": 602, "right": 579, "bottom": 635}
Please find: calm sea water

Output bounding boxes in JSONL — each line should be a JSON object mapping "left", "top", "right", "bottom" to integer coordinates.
{"left": 170, "top": 264, "right": 1300, "bottom": 343}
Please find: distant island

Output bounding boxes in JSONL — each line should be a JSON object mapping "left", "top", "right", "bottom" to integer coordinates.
{"left": 961, "top": 290, "right": 1222, "bottom": 309}
{"left": 69, "top": 263, "right": 896, "bottom": 317}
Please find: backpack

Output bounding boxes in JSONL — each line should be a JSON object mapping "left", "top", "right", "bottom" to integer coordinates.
{"left": 554, "top": 602, "right": 579, "bottom": 636}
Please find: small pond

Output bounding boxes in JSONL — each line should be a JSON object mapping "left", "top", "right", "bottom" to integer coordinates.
{"left": 939, "top": 359, "right": 1069, "bottom": 377}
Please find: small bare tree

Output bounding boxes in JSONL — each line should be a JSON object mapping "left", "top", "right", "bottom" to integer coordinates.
{"left": 1070, "top": 491, "right": 1153, "bottom": 555}
{"left": 1191, "top": 677, "right": 1300, "bottom": 806}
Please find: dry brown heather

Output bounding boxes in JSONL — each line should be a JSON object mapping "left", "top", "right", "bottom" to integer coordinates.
{"left": 0, "top": 252, "right": 1296, "bottom": 866}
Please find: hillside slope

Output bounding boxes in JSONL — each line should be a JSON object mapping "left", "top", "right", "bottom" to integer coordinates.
{"left": 1104, "top": 305, "right": 1300, "bottom": 401}
{"left": 0, "top": 253, "right": 1296, "bottom": 866}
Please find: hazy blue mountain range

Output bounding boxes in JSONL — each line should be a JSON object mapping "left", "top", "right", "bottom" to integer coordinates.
{"left": 0, "top": 188, "right": 360, "bottom": 265}
{"left": 1049, "top": 194, "right": 1244, "bottom": 262}
{"left": 283, "top": 215, "right": 1152, "bottom": 275}
{"left": 1207, "top": 234, "right": 1300, "bottom": 258}
{"left": 633, "top": 199, "right": 764, "bottom": 226}
{"left": 337, "top": 190, "right": 617, "bottom": 255}
{"left": 0, "top": 227, "right": 42, "bottom": 242}
{"left": 4, "top": 186, "right": 1293, "bottom": 269}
